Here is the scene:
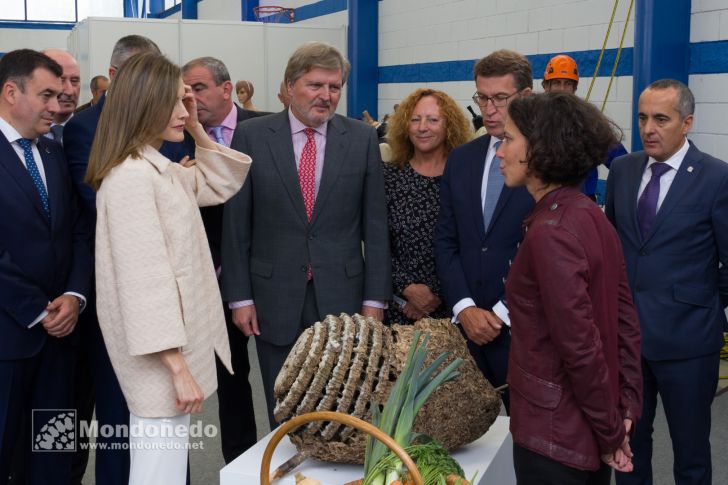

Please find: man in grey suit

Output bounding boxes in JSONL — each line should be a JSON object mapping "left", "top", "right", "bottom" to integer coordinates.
{"left": 221, "top": 42, "right": 391, "bottom": 424}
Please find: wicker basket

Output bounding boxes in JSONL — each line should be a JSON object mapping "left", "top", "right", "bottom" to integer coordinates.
{"left": 260, "top": 411, "right": 423, "bottom": 485}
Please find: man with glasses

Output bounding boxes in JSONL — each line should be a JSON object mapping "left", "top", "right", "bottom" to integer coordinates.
{"left": 435, "top": 49, "right": 534, "bottom": 411}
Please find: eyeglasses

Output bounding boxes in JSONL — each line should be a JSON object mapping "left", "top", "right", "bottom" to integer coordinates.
{"left": 471, "top": 90, "right": 520, "bottom": 108}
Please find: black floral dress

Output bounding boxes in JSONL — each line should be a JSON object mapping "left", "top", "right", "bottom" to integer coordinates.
{"left": 383, "top": 162, "right": 451, "bottom": 324}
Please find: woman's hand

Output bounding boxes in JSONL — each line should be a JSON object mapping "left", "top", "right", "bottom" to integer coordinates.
{"left": 402, "top": 284, "right": 441, "bottom": 314}
{"left": 403, "top": 302, "right": 427, "bottom": 320}
{"left": 171, "top": 367, "right": 204, "bottom": 414}
{"left": 159, "top": 349, "right": 204, "bottom": 414}
{"left": 182, "top": 84, "right": 200, "bottom": 132}
{"left": 179, "top": 155, "right": 196, "bottom": 168}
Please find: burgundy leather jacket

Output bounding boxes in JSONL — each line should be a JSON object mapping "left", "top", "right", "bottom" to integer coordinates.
{"left": 506, "top": 186, "right": 642, "bottom": 471}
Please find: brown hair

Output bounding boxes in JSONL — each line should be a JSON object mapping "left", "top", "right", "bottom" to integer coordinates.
{"left": 387, "top": 88, "right": 472, "bottom": 168}
{"left": 235, "top": 79, "right": 254, "bottom": 98}
{"left": 86, "top": 52, "right": 181, "bottom": 191}
{"left": 284, "top": 42, "right": 351, "bottom": 86}
{"left": 473, "top": 49, "right": 533, "bottom": 91}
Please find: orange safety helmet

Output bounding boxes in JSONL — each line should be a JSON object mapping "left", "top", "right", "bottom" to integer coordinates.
{"left": 543, "top": 54, "right": 579, "bottom": 82}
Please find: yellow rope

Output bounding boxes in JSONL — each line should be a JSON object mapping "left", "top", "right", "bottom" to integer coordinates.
{"left": 585, "top": 0, "right": 619, "bottom": 102}
{"left": 601, "top": 0, "right": 635, "bottom": 112}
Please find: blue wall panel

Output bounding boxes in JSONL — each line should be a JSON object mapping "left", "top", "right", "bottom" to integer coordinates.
{"left": 347, "top": 0, "right": 377, "bottom": 119}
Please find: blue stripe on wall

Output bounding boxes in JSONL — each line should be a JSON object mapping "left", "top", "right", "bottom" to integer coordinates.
{"left": 295, "top": 0, "right": 347, "bottom": 22}
{"left": 380, "top": 48, "right": 634, "bottom": 84}
{"left": 690, "top": 40, "right": 728, "bottom": 74}
{"left": 378, "top": 40, "right": 728, "bottom": 84}
{"left": 0, "top": 21, "right": 74, "bottom": 30}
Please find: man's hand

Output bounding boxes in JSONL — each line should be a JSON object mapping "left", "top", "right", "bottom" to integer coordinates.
{"left": 402, "top": 284, "right": 441, "bottom": 314}
{"left": 231, "top": 305, "right": 260, "bottom": 337}
{"left": 361, "top": 305, "right": 384, "bottom": 321}
{"left": 458, "top": 307, "right": 502, "bottom": 345}
{"left": 42, "top": 295, "right": 80, "bottom": 338}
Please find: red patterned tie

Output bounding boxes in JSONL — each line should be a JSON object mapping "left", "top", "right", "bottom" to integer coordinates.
{"left": 299, "top": 128, "right": 317, "bottom": 221}
{"left": 299, "top": 128, "right": 316, "bottom": 279}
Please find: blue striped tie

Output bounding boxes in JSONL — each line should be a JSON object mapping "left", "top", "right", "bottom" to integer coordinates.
{"left": 483, "top": 141, "right": 504, "bottom": 231}
{"left": 17, "top": 138, "right": 50, "bottom": 220}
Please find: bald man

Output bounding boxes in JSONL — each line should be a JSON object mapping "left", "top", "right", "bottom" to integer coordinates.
{"left": 41, "top": 49, "right": 80, "bottom": 144}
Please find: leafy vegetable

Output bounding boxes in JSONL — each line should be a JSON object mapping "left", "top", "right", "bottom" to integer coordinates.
{"left": 362, "top": 330, "right": 463, "bottom": 485}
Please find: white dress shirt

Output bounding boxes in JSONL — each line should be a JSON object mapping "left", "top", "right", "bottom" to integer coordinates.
{"left": 637, "top": 137, "right": 689, "bottom": 212}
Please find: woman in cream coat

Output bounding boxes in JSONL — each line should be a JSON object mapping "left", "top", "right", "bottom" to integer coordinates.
{"left": 86, "top": 52, "right": 251, "bottom": 484}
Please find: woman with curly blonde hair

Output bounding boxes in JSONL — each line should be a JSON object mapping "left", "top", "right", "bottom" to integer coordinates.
{"left": 382, "top": 89, "right": 472, "bottom": 324}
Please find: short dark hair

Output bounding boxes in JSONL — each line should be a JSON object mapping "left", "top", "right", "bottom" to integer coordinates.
{"left": 90, "top": 75, "right": 108, "bottom": 90}
{"left": 507, "top": 92, "right": 621, "bottom": 187}
{"left": 473, "top": 49, "right": 533, "bottom": 91}
{"left": 110, "top": 35, "right": 160, "bottom": 69}
{"left": 646, "top": 79, "right": 695, "bottom": 119}
{"left": 0, "top": 49, "right": 62, "bottom": 91}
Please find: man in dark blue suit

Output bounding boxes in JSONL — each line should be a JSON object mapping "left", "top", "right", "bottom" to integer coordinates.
{"left": 607, "top": 79, "right": 728, "bottom": 485}
{"left": 0, "top": 49, "right": 92, "bottom": 485}
{"left": 435, "top": 50, "right": 534, "bottom": 411}
{"left": 62, "top": 34, "right": 169, "bottom": 485}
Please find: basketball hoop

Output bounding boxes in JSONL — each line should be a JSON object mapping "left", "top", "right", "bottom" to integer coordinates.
{"left": 253, "top": 6, "right": 295, "bottom": 23}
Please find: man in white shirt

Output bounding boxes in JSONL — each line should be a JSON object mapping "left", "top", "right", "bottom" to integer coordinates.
{"left": 606, "top": 79, "right": 728, "bottom": 485}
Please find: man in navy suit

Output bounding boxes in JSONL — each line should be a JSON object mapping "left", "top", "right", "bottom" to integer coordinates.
{"left": 607, "top": 79, "right": 728, "bottom": 485}
{"left": 0, "top": 49, "right": 91, "bottom": 485}
{"left": 435, "top": 50, "right": 534, "bottom": 411}
{"left": 62, "top": 34, "right": 166, "bottom": 485}
{"left": 180, "top": 56, "right": 268, "bottom": 464}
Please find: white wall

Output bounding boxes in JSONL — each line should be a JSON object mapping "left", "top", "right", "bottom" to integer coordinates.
{"left": 0, "top": 28, "right": 70, "bottom": 52}
{"left": 689, "top": 0, "right": 728, "bottom": 161}
{"left": 378, "top": 0, "right": 635, "bottom": 150}
{"left": 198, "top": 0, "right": 241, "bottom": 21}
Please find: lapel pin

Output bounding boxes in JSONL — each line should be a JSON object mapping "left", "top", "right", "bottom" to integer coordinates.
{"left": 687, "top": 166, "right": 693, "bottom": 173}
{"left": 45, "top": 146, "right": 50, "bottom": 154}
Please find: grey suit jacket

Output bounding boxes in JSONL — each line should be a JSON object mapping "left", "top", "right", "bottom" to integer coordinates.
{"left": 221, "top": 110, "right": 391, "bottom": 345}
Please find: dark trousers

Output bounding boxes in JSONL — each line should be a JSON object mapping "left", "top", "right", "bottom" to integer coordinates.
{"left": 255, "top": 281, "right": 320, "bottom": 429}
{"left": 215, "top": 304, "right": 257, "bottom": 464}
{"left": 463, "top": 326, "right": 511, "bottom": 413}
{"left": 0, "top": 337, "right": 73, "bottom": 485}
{"left": 69, "top": 303, "right": 130, "bottom": 485}
{"left": 513, "top": 443, "right": 611, "bottom": 485}
{"left": 615, "top": 353, "right": 718, "bottom": 485}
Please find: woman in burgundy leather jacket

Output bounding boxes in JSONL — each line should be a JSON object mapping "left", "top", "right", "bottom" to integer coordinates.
{"left": 495, "top": 93, "right": 643, "bottom": 485}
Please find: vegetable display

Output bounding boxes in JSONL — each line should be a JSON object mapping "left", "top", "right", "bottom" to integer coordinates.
{"left": 273, "top": 316, "right": 502, "bottom": 464}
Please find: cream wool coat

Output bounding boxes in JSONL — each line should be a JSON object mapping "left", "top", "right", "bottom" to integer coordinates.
{"left": 95, "top": 143, "right": 251, "bottom": 418}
